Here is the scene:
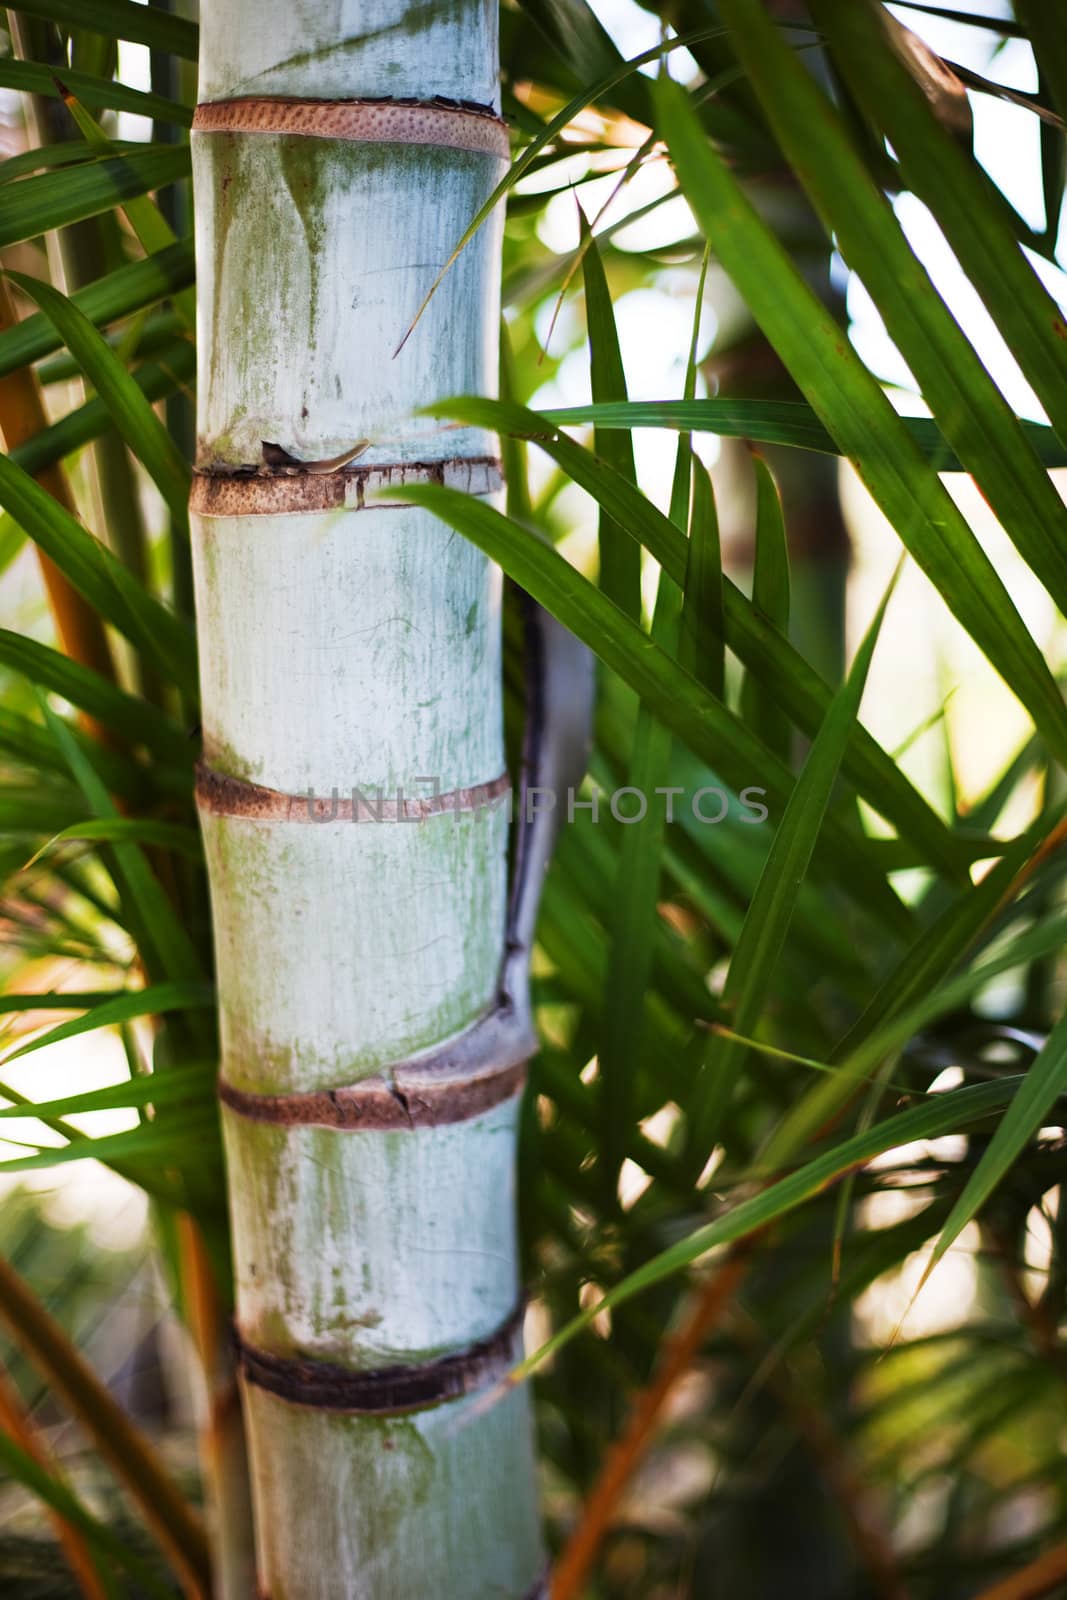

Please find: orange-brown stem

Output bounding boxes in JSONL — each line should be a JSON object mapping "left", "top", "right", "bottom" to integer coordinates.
{"left": 0, "top": 1255, "right": 212, "bottom": 1597}
{"left": 971, "top": 1541, "right": 1067, "bottom": 1600}
{"left": 177, "top": 1214, "right": 256, "bottom": 1600}
{"left": 0, "top": 1361, "right": 108, "bottom": 1600}
{"left": 551, "top": 1250, "right": 748, "bottom": 1600}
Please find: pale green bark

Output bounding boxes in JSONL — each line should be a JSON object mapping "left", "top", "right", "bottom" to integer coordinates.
{"left": 191, "top": 3, "right": 544, "bottom": 1594}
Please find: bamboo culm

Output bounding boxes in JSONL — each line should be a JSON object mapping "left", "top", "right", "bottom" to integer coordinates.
{"left": 190, "top": 2, "right": 545, "bottom": 1594}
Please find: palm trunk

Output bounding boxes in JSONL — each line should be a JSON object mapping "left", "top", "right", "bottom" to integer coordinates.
{"left": 189, "top": 2, "right": 544, "bottom": 1595}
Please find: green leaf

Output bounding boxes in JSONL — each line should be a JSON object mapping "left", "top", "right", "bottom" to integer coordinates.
{"left": 686, "top": 565, "right": 898, "bottom": 1165}
{"left": 0, "top": 990, "right": 142, "bottom": 1014}
{"left": 425, "top": 395, "right": 966, "bottom": 879}
{"left": 2, "top": 981, "right": 214, "bottom": 1066}
{"left": 739, "top": 455, "right": 791, "bottom": 762}
{"left": 0, "top": 1110, "right": 218, "bottom": 1173}
{"left": 40, "top": 701, "right": 206, "bottom": 989}
{"left": 539, "top": 398, "right": 1067, "bottom": 470}
{"left": 0, "top": 241, "right": 194, "bottom": 379}
{"left": 394, "top": 481, "right": 911, "bottom": 934}
{"left": 0, "top": 58, "right": 192, "bottom": 126}
{"left": 765, "top": 820, "right": 1067, "bottom": 1164}
{"left": 8, "top": 272, "right": 191, "bottom": 523}
{"left": 0, "top": 630, "right": 191, "bottom": 762}
{"left": 0, "top": 146, "right": 190, "bottom": 250}
{"left": 0, "top": 138, "right": 143, "bottom": 184}
{"left": 514, "top": 1075, "right": 1024, "bottom": 1375}
{"left": 55, "top": 89, "right": 197, "bottom": 332}
{"left": 397, "top": 22, "right": 728, "bottom": 349}
{"left": 0, "top": 458, "right": 197, "bottom": 697}
{"left": 599, "top": 269, "right": 709, "bottom": 1196}
{"left": 26, "top": 817, "right": 202, "bottom": 870}
{"left": 0, "top": 1060, "right": 215, "bottom": 1120}
{"left": 580, "top": 211, "right": 641, "bottom": 620}
{"left": 721, "top": 0, "right": 1067, "bottom": 619}
{"left": 653, "top": 73, "right": 1067, "bottom": 768}
{"left": 680, "top": 457, "right": 724, "bottom": 700}
{"left": 1018, "top": 0, "right": 1067, "bottom": 126}
{"left": 6, "top": 0, "right": 199, "bottom": 59}
{"left": 37, "top": 310, "right": 186, "bottom": 385}
{"left": 0, "top": 782, "right": 86, "bottom": 835}
{"left": 11, "top": 338, "right": 196, "bottom": 480}
{"left": 810, "top": 0, "right": 1067, "bottom": 448}
{"left": 926, "top": 1010, "right": 1067, "bottom": 1281}
{"left": 0, "top": 1433, "right": 172, "bottom": 1600}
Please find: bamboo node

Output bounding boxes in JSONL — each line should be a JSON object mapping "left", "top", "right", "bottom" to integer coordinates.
{"left": 234, "top": 1300, "right": 525, "bottom": 1414}
{"left": 217, "top": 998, "right": 533, "bottom": 1128}
{"left": 189, "top": 455, "right": 503, "bottom": 516}
{"left": 192, "top": 95, "right": 511, "bottom": 158}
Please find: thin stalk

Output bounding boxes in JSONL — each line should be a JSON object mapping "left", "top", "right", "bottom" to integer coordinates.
{"left": 550, "top": 1250, "right": 749, "bottom": 1599}
{"left": 176, "top": 1215, "right": 256, "bottom": 1600}
{"left": 0, "top": 1255, "right": 212, "bottom": 1597}
{"left": 0, "top": 1360, "right": 109, "bottom": 1599}
{"left": 971, "top": 1542, "right": 1067, "bottom": 1600}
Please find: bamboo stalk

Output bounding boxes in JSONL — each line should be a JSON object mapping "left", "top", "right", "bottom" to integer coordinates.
{"left": 191, "top": 2, "right": 544, "bottom": 1592}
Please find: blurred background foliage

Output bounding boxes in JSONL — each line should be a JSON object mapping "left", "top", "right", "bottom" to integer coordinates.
{"left": 0, "top": 0, "right": 1066, "bottom": 1595}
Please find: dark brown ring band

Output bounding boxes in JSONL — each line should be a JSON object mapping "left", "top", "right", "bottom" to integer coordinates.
{"left": 236, "top": 1301, "right": 524, "bottom": 1414}
{"left": 196, "top": 762, "right": 510, "bottom": 823}
{"left": 219, "top": 1058, "right": 526, "bottom": 1130}
{"left": 189, "top": 456, "right": 503, "bottom": 516}
{"left": 218, "top": 990, "right": 536, "bottom": 1128}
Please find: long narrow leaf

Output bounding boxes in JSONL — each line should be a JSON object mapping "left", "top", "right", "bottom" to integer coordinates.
{"left": 0, "top": 241, "right": 194, "bottom": 378}
{"left": 0, "top": 631, "right": 191, "bottom": 762}
{"left": 9, "top": 272, "right": 190, "bottom": 522}
{"left": 653, "top": 74, "right": 1067, "bottom": 766}
{"left": 515, "top": 1076, "right": 1024, "bottom": 1374}
{"left": 395, "top": 481, "right": 911, "bottom": 934}
{"left": 5, "top": 0, "right": 198, "bottom": 58}
{"left": 0, "top": 58, "right": 191, "bottom": 125}
{"left": 40, "top": 701, "right": 205, "bottom": 987}
{"left": 811, "top": 0, "right": 1067, "bottom": 447}
{"left": 0, "top": 147, "right": 190, "bottom": 250}
{"left": 425, "top": 395, "right": 966, "bottom": 878}
{"left": 0, "top": 458, "right": 197, "bottom": 696}
{"left": 539, "top": 398, "right": 1067, "bottom": 469}
{"left": 687, "top": 566, "right": 898, "bottom": 1164}
{"left": 722, "top": 0, "right": 1067, "bottom": 616}
{"left": 739, "top": 456, "right": 791, "bottom": 761}
{"left": 581, "top": 214, "right": 641, "bottom": 619}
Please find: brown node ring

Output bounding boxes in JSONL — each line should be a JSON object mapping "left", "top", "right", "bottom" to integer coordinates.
{"left": 235, "top": 1300, "right": 524, "bottom": 1414}
{"left": 192, "top": 95, "right": 511, "bottom": 159}
{"left": 189, "top": 456, "right": 503, "bottom": 517}
{"left": 218, "top": 996, "right": 534, "bottom": 1130}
